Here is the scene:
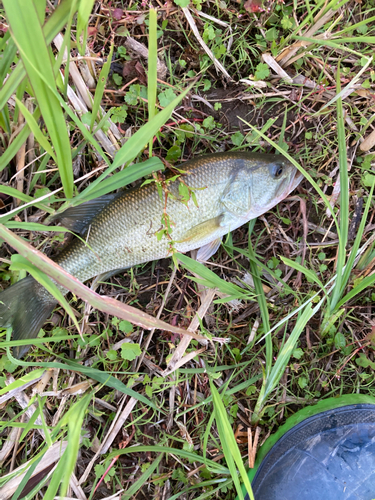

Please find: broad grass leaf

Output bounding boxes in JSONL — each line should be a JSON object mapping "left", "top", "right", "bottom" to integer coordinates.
{"left": 210, "top": 380, "right": 254, "bottom": 500}
{"left": 4, "top": 0, "right": 73, "bottom": 198}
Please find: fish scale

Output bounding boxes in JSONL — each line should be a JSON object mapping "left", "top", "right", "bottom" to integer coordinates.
{"left": 0, "top": 151, "right": 302, "bottom": 357}
{"left": 55, "top": 155, "right": 229, "bottom": 280}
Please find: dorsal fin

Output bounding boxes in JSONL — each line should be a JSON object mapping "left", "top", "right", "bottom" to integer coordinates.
{"left": 50, "top": 193, "right": 121, "bottom": 235}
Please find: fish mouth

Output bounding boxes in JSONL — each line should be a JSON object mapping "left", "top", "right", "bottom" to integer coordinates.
{"left": 275, "top": 168, "right": 303, "bottom": 206}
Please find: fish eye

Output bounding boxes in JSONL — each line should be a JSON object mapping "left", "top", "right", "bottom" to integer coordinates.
{"left": 272, "top": 164, "right": 284, "bottom": 179}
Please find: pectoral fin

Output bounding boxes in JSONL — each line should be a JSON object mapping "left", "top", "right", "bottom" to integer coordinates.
{"left": 196, "top": 237, "right": 223, "bottom": 262}
{"left": 91, "top": 268, "right": 130, "bottom": 287}
{"left": 179, "top": 216, "right": 223, "bottom": 246}
{"left": 180, "top": 213, "right": 239, "bottom": 248}
{"left": 179, "top": 214, "right": 232, "bottom": 261}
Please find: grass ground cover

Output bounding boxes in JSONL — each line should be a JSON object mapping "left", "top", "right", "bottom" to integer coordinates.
{"left": 0, "top": 0, "right": 375, "bottom": 498}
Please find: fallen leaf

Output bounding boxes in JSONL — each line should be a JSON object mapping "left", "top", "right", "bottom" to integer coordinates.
{"left": 87, "top": 26, "right": 97, "bottom": 37}
{"left": 244, "top": 0, "right": 264, "bottom": 12}
{"left": 112, "top": 8, "right": 123, "bottom": 20}
{"left": 122, "top": 60, "right": 137, "bottom": 78}
{"left": 360, "top": 129, "right": 375, "bottom": 152}
{"left": 135, "top": 61, "right": 147, "bottom": 84}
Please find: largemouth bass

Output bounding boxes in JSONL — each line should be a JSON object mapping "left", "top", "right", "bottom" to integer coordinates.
{"left": 0, "top": 152, "right": 302, "bottom": 357}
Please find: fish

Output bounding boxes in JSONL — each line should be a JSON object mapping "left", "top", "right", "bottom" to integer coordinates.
{"left": 0, "top": 151, "right": 302, "bottom": 358}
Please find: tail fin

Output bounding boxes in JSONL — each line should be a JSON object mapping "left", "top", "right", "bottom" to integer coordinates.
{"left": 0, "top": 276, "right": 56, "bottom": 358}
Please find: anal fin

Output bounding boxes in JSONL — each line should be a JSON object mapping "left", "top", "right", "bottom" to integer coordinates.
{"left": 93, "top": 268, "right": 130, "bottom": 284}
{"left": 196, "top": 237, "right": 222, "bottom": 262}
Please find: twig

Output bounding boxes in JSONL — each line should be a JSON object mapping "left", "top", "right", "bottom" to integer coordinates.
{"left": 124, "top": 37, "right": 167, "bottom": 80}
{"left": 162, "top": 286, "right": 216, "bottom": 377}
{"left": 9, "top": 414, "right": 25, "bottom": 472}
{"left": 182, "top": 7, "right": 232, "bottom": 80}
{"left": 248, "top": 426, "right": 260, "bottom": 468}
{"left": 93, "top": 416, "right": 135, "bottom": 495}
{"left": 136, "top": 265, "right": 177, "bottom": 371}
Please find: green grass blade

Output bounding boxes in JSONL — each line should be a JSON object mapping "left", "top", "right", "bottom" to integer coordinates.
{"left": 224, "top": 243, "right": 296, "bottom": 298}
{"left": 262, "top": 304, "right": 314, "bottom": 405}
{"left": 318, "top": 56, "right": 372, "bottom": 114}
{"left": 330, "top": 64, "right": 349, "bottom": 313}
{"left": 92, "top": 107, "right": 113, "bottom": 135}
{"left": 279, "top": 0, "right": 335, "bottom": 49}
{"left": 4, "top": 0, "right": 73, "bottom": 199}
{"left": 0, "top": 0, "right": 76, "bottom": 110}
{"left": 101, "top": 86, "right": 188, "bottom": 170}
{"left": 292, "top": 36, "right": 365, "bottom": 58}
{"left": 4, "top": 67, "right": 112, "bottom": 188}
{"left": 2, "top": 334, "right": 81, "bottom": 351}
{"left": 176, "top": 253, "right": 253, "bottom": 300}
{"left": 106, "top": 445, "right": 229, "bottom": 475}
{"left": 0, "top": 108, "right": 41, "bottom": 172}
{"left": 4, "top": 352, "right": 158, "bottom": 410}
{"left": 0, "top": 370, "right": 45, "bottom": 397}
{"left": 280, "top": 256, "right": 328, "bottom": 299}
{"left": 77, "top": 156, "right": 164, "bottom": 202}
{"left": 0, "top": 107, "right": 11, "bottom": 135}
{"left": 34, "top": 0, "right": 46, "bottom": 23}
{"left": 336, "top": 273, "right": 375, "bottom": 310}
{"left": 337, "top": 16, "right": 375, "bottom": 35}
{"left": 78, "top": 84, "right": 193, "bottom": 202}
{"left": 167, "top": 479, "right": 233, "bottom": 500}
{"left": 19, "top": 410, "right": 41, "bottom": 443}
{"left": 0, "top": 185, "right": 53, "bottom": 213}
{"left": 29, "top": 152, "right": 51, "bottom": 193}
{"left": 76, "top": 0, "right": 95, "bottom": 55}
{"left": 15, "top": 98, "right": 56, "bottom": 161}
{"left": 4, "top": 222, "right": 71, "bottom": 232}
{"left": 10, "top": 455, "right": 41, "bottom": 500}
{"left": 247, "top": 220, "right": 272, "bottom": 375}
{"left": 34, "top": 78, "right": 189, "bottom": 205}
{"left": 332, "top": 36, "right": 375, "bottom": 43}
{"left": 45, "top": 394, "right": 92, "bottom": 499}
{"left": 210, "top": 380, "right": 254, "bottom": 500}
{"left": 54, "top": 94, "right": 110, "bottom": 167}
{"left": 0, "top": 32, "right": 17, "bottom": 91}
{"left": 341, "top": 178, "right": 375, "bottom": 304}
{"left": 90, "top": 44, "right": 113, "bottom": 131}
{"left": 332, "top": 0, "right": 351, "bottom": 8}
{"left": 177, "top": 375, "right": 262, "bottom": 419}
{"left": 122, "top": 453, "right": 164, "bottom": 498}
